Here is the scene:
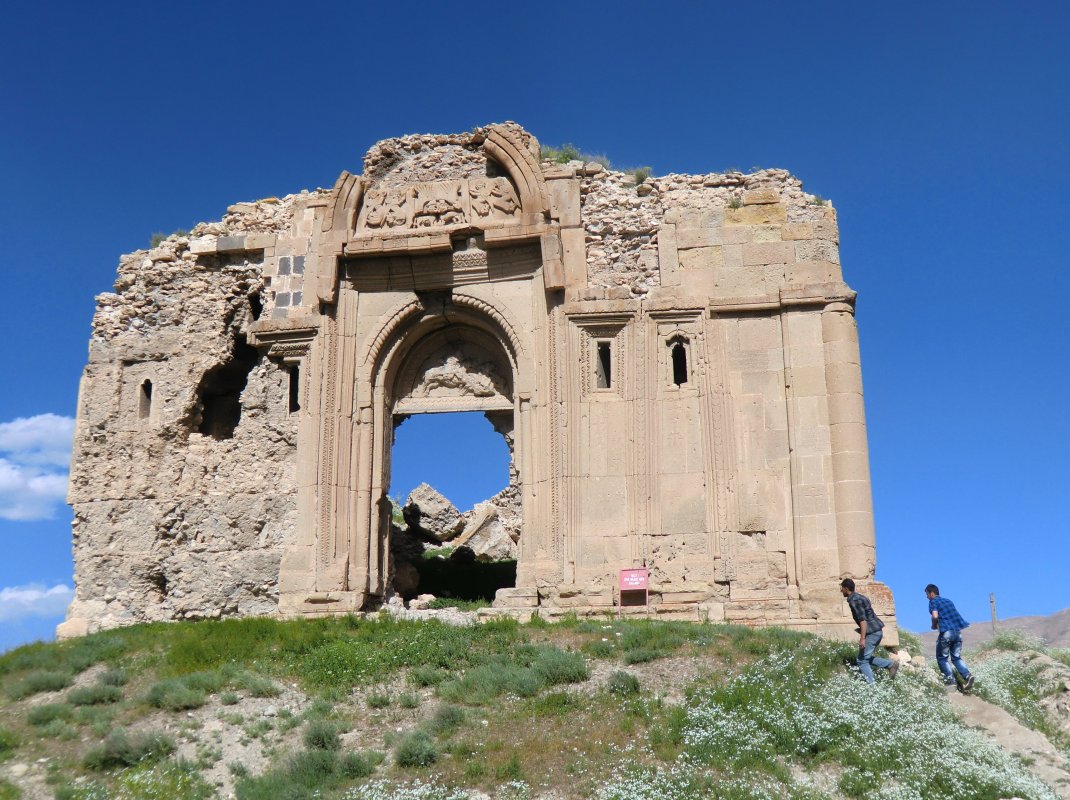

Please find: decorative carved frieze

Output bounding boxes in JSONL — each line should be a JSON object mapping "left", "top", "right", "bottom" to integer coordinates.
{"left": 356, "top": 177, "right": 521, "bottom": 234}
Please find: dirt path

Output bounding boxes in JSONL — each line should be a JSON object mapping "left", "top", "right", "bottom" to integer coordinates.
{"left": 949, "top": 690, "right": 1070, "bottom": 799}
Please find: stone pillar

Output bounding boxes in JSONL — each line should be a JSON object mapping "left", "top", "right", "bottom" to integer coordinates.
{"left": 822, "top": 301, "right": 875, "bottom": 579}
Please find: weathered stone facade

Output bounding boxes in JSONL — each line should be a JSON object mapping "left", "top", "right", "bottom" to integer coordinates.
{"left": 61, "top": 123, "right": 897, "bottom": 643}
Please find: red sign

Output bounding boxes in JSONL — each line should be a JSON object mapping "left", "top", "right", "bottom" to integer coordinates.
{"left": 619, "top": 568, "right": 649, "bottom": 590}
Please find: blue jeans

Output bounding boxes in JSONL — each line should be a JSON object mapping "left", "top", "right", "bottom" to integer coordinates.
{"left": 858, "top": 630, "right": 893, "bottom": 683}
{"left": 935, "top": 629, "right": 972, "bottom": 682}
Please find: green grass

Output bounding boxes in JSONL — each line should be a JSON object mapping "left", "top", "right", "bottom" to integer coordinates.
{"left": 0, "top": 777, "right": 19, "bottom": 800}
{"left": 2, "top": 614, "right": 1064, "bottom": 800}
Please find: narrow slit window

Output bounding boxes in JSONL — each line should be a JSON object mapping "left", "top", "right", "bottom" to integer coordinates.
{"left": 595, "top": 341, "right": 612, "bottom": 389}
{"left": 288, "top": 365, "right": 301, "bottom": 413}
{"left": 671, "top": 342, "right": 688, "bottom": 386}
{"left": 138, "top": 380, "right": 153, "bottom": 419}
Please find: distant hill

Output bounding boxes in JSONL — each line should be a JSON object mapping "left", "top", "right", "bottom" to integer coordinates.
{"left": 913, "top": 607, "right": 1070, "bottom": 652}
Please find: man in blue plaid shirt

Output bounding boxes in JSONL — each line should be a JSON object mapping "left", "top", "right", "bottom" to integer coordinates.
{"left": 926, "top": 583, "right": 975, "bottom": 690}
{"left": 840, "top": 578, "right": 898, "bottom": 683}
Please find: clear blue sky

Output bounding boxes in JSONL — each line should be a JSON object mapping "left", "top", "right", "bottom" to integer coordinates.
{"left": 2, "top": 1, "right": 1068, "bottom": 652}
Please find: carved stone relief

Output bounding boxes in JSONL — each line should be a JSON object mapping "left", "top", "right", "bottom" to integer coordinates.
{"left": 356, "top": 177, "right": 521, "bottom": 234}
{"left": 395, "top": 341, "right": 513, "bottom": 414}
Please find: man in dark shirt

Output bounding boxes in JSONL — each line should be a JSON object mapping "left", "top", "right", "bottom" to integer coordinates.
{"left": 840, "top": 578, "right": 898, "bottom": 683}
{"left": 926, "top": 583, "right": 975, "bottom": 691}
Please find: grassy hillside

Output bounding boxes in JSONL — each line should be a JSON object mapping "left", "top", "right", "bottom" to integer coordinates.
{"left": 0, "top": 613, "right": 1065, "bottom": 800}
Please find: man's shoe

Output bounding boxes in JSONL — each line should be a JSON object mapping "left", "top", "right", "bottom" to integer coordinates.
{"left": 963, "top": 675, "right": 975, "bottom": 692}
{"left": 888, "top": 661, "right": 900, "bottom": 680}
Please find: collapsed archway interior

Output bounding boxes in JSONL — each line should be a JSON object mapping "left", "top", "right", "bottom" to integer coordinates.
{"left": 388, "top": 411, "right": 516, "bottom": 602}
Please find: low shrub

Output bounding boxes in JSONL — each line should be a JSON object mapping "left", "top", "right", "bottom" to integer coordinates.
{"left": 981, "top": 628, "right": 1046, "bottom": 652}
{"left": 27, "top": 703, "right": 73, "bottom": 726}
{"left": 438, "top": 663, "right": 539, "bottom": 705}
{"left": 524, "top": 645, "right": 588, "bottom": 685}
{"left": 303, "top": 719, "right": 341, "bottom": 751}
{"left": 339, "top": 750, "right": 383, "bottom": 779}
{"left": 234, "top": 748, "right": 352, "bottom": 800}
{"left": 622, "top": 648, "right": 662, "bottom": 665}
{"left": 582, "top": 639, "right": 615, "bottom": 658}
{"left": 0, "top": 728, "right": 16, "bottom": 760}
{"left": 0, "top": 777, "right": 18, "bottom": 800}
{"left": 146, "top": 679, "right": 207, "bottom": 711}
{"left": 428, "top": 704, "right": 464, "bottom": 736}
{"left": 398, "top": 691, "right": 420, "bottom": 709}
{"left": 606, "top": 671, "right": 640, "bottom": 696}
{"left": 409, "top": 666, "right": 449, "bottom": 687}
{"left": 220, "top": 691, "right": 240, "bottom": 706}
{"left": 286, "top": 749, "right": 340, "bottom": 787}
{"left": 237, "top": 673, "right": 280, "bottom": 698}
{"left": 7, "top": 670, "right": 72, "bottom": 699}
{"left": 394, "top": 731, "right": 437, "bottom": 768}
{"left": 83, "top": 728, "right": 175, "bottom": 770}
{"left": 99, "top": 668, "right": 128, "bottom": 687}
{"left": 68, "top": 685, "right": 122, "bottom": 706}
{"left": 39, "top": 719, "right": 79, "bottom": 740}
{"left": 366, "top": 692, "right": 390, "bottom": 708}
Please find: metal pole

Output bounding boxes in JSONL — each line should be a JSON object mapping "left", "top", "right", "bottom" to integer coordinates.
{"left": 990, "top": 592, "right": 998, "bottom": 634}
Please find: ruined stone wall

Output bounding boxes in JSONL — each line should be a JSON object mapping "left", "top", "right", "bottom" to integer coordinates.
{"left": 63, "top": 123, "right": 893, "bottom": 641}
{"left": 61, "top": 192, "right": 326, "bottom": 635}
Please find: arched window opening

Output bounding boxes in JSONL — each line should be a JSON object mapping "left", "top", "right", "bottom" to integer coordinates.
{"left": 671, "top": 341, "right": 689, "bottom": 386}
{"left": 288, "top": 365, "right": 300, "bottom": 413}
{"left": 595, "top": 341, "right": 613, "bottom": 389}
{"left": 249, "top": 291, "right": 264, "bottom": 321}
{"left": 138, "top": 380, "right": 153, "bottom": 419}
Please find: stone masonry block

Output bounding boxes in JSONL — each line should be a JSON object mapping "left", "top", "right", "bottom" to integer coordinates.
{"left": 216, "top": 235, "right": 247, "bottom": 253}
{"left": 680, "top": 246, "right": 724, "bottom": 271}
{"left": 827, "top": 392, "right": 866, "bottom": 424}
{"left": 726, "top": 204, "right": 787, "bottom": 225}
{"left": 787, "top": 261, "right": 841, "bottom": 285}
{"left": 743, "top": 241, "right": 795, "bottom": 266}
{"left": 189, "top": 236, "right": 217, "bottom": 255}
{"left": 677, "top": 227, "right": 723, "bottom": 249}
{"left": 781, "top": 223, "right": 815, "bottom": 240}
{"left": 720, "top": 226, "right": 751, "bottom": 245}
{"left": 795, "top": 239, "right": 840, "bottom": 264}
{"left": 751, "top": 225, "right": 782, "bottom": 243}
{"left": 743, "top": 188, "right": 780, "bottom": 205}
{"left": 656, "top": 223, "right": 680, "bottom": 287}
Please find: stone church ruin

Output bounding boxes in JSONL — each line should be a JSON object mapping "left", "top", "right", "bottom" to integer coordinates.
{"left": 62, "top": 123, "right": 898, "bottom": 643}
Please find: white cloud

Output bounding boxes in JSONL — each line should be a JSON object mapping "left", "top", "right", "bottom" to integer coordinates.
{"left": 0, "top": 414, "right": 74, "bottom": 521}
{"left": 0, "top": 583, "right": 74, "bottom": 622}
{"left": 0, "top": 413, "right": 75, "bottom": 467}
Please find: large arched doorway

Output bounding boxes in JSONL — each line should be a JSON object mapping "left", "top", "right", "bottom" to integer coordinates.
{"left": 366, "top": 296, "right": 526, "bottom": 605}
{"left": 382, "top": 320, "right": 520, "bottom": 602}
